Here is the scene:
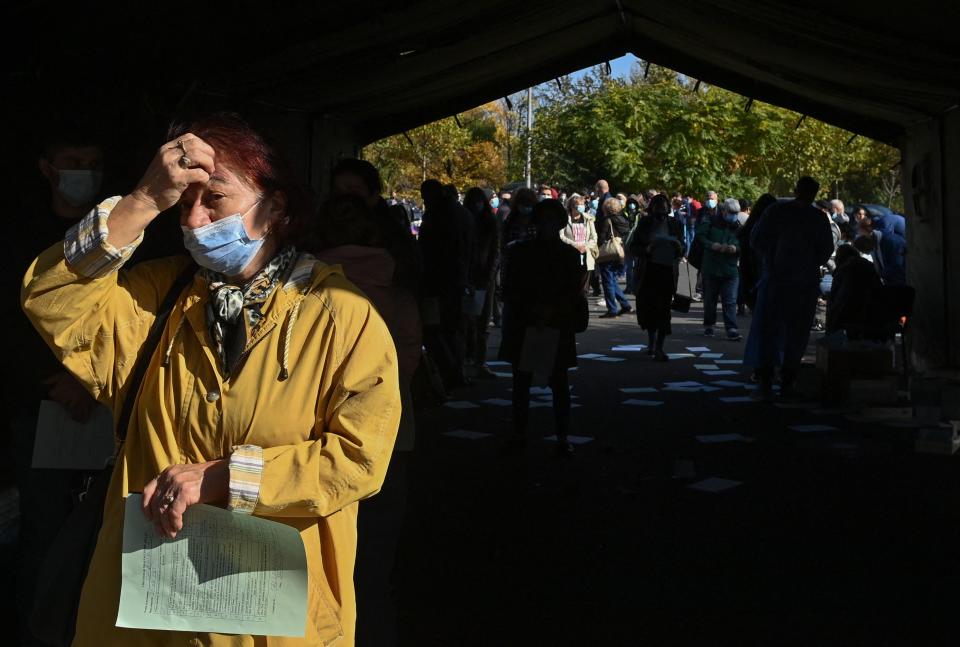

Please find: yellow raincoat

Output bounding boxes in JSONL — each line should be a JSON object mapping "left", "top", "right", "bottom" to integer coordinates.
{"left": 22, "top": 223, "right": 400, "bottom": 646}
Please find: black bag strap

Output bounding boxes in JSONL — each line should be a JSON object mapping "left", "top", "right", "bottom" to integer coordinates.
{"left": 115, "top": 262, "right": 196, "bottom": 444}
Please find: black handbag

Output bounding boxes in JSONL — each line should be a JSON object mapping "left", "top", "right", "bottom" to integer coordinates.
{"left": 672, "top": 262, "right": 694, "bottom": 313}
{"left": 30, "top": 263, "right": 195, "bottom": 646}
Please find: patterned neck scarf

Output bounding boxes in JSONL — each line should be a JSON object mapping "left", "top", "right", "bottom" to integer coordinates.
{"left": 200, "top": 246, "right": 297, "bottom": 378}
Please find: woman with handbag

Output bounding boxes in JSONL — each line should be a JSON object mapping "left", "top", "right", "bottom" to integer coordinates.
{"left": 21, "top": 113, "right": 401, "bottom": 646}
{"left": 629, "top": 194, "right": 685, "bottom": 361}
{"left": 498, "top": 199, "right": 587, "bottom": 456}
{"left": 594, "top": 197, "right": 632, "bottom": 318}
{"left": 560, "top": 194, "right": 598, "bottom": 293}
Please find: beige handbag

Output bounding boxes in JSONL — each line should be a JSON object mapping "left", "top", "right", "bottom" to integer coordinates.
{"left": 596, "top": 219, "right": 625, "bottom": 264}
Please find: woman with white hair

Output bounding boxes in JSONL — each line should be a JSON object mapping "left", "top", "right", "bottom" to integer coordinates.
{"left": 560, "top": 194, "right": 598, "bottom": 291}
{"left": 695, "top": 197, "right": 743, "bottom": 340}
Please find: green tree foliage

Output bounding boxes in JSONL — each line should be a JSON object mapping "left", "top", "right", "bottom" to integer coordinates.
{"left": 365, "top": 62, "right": 902, "bottom": 208}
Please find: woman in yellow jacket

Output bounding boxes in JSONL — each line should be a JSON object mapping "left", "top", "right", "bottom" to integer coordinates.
{"left": 21, "top": 113, "right": 400, "bottom": 646}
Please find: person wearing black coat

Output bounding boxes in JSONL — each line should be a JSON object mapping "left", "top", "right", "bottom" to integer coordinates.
{"left": 463, "top": 186, "right": 500, "bottom": 378}
{"left": 595, "top": 197, "right": 633, "bottom": 318}
{"left": 629, "top": 195, "right": 685, "bottom": 360}
{"left": 419, "top": 179, "right": 476, "bottom": 388}
{"left": 499, "top": 199, "right": 586, "bottom": 455}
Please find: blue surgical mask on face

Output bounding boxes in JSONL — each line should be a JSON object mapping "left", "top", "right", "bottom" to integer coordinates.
{"left": 181, "top": 203, "right": 265, "bottom": 276}
{"left": 490, "top": 197, "right": 500, "bottom": 209}
{"left": 57, "top": 169, "right": 103, "bottom": 207}
{"left": 707, "top": 198, "right": 718, "bottom": 209}
{"left": 576, "top": 204, "right": 586, "bottom": 214}
{"left": 724, "top": 213, "right": 738, "bottom": 224}
{"left": 590, "top": 199, "right": 599, "bottom": 210}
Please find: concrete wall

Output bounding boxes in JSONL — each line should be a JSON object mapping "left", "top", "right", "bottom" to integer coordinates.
{"left": 903, "top": 109, "right": 960, "bottom": 372}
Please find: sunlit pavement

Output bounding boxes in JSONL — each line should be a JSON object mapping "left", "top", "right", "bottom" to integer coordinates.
{"left": 394, "top": 277, "right": 959, "bottom": 645}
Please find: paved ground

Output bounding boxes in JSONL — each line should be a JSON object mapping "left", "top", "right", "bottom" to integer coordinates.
{"left": 391, "top": 274, "right": 960, "bottom": 645}
{"left": 4, "top": 268, "right": 957, "bottom": 645}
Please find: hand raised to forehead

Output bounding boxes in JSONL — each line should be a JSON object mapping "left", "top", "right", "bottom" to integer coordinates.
{"left": 129, "top": 134, "right": 217, "bottom": 214}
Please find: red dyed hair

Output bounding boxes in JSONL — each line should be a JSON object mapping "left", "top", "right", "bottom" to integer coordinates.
{"left": 168, "top": 112, "right": 312, "bottom": 243}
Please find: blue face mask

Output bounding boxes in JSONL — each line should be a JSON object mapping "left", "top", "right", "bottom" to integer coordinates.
{"left": 57, "top": 169, "right": 103, "bottom": 207}
{"left": 707, "top": 198, "right": 718, "bottom": 209}
{"left": 490, "top": 197, "right": 500, "bottom": 209}
{"left": 576, "top": 204, "right": 586, "bottom": 214}
{"left": 724, "top": 213, "right": 739, "bottom": 224}
{"left": 182, "top": 203, "right": 265, "bottom": 276}
{"left": 590, "top": 199, "right": 599, "bottom": 210}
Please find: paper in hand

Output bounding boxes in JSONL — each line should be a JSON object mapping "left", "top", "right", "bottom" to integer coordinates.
{"left": 118, "top": 494, "right": 308, "bottom": 636}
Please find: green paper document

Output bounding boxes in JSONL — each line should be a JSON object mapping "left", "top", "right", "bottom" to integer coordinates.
{"left": 118, "top": 494, "right": 308, "bottom": 636}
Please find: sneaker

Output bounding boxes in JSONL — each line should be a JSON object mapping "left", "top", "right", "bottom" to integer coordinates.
{"left": 619, "top": 305, "right": 633, "bottom": 316}
{"left": 703, "top": 328, "right": 714, "bottom": 337}
{"left": 596, "top": 299, "right": 607, "bottom": 307}
{"left": 598, "top": 312, "right": 620, "bottom": 319}
{"left": 726, "top": 330, "right": 743, "bottom": 341}
{"left": 691, "top": 293, "right": 703, "bottom": 302}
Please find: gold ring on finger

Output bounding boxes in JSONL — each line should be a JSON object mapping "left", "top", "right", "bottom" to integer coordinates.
{"left": 178, "top": 154, "right": 192, "bottom": 169}
{"left": 162, "top": 492, "right": 176, "bottom": 506}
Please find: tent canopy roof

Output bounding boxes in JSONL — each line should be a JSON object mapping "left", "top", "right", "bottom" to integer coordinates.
{"left": 9, "top": 0, "right": 960, "bottom": 144}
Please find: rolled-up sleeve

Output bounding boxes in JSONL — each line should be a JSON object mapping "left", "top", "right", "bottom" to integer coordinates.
{"left": 64, "top": 196, "right": 144, "bottom": 278}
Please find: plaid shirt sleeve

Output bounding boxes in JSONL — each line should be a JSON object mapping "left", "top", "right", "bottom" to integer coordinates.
{"left": 228, "top": 444, "right": 264, "bottom": 514}
{"left": 63, "top": 196, "right": 144, "bottom": 278}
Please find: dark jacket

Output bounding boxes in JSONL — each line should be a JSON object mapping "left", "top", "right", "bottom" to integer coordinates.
{"left": 469, "top": 207, "right": 499, "bottom": 289}
{"left": 696, "top": 216, "right": 741, "bottom": 279}
{"left": 826, "top": 254, "right": 883, "bottom": 332}
{"left": 628, "top": 214, "right": 684, "bottom": 287}
{"left": 751, "top": 199, "right": 835, "bottom": 286}
{"left": 418, "top": 196, "right": 476, "bottom": 297}
{"left": 374, "top": 198, "right": 422, "bottom": 295}
{"left": 596, "top": 212, "right": 630, "bottom": 245}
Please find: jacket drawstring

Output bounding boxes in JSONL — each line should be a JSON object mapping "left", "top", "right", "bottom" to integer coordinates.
{"left": 162, "top": 311, "right": 187, "bottom": 367}
{"left": 278, "top": 295, "right": 305, "bottom": 381}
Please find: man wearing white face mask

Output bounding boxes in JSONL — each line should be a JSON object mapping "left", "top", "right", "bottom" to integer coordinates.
{"left": 9, "top": 120, "right": 105, "bottom": 645}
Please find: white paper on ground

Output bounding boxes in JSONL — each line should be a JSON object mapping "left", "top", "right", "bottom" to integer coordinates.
{"left": 662, "top": 386, "right": 722, "bottom": 393}
{"left": 593, "top": 357, "right": 626, "bottom": 362}
{"left": 696, "top": 433, "right": 753, "bottom": 443}
{"left": 664, "top": 381, "right": 704, "bottom": 387}
{"left": 486, "top": 360, "right": 510, "bottom": 367}
{"left": 715, "top": 359, "right": 744, "bottom": 365}
{"left": 32, "top": 401, "right": 115, "bottom": 470}
{"left": 481, "top": 398, "right": 513, "bottom": 407}
{"left": 529, "top": 386, "right": 552, "bottom": 395}
{"left": 694, "top": 364, "right": 720, "bottom": 370}
{"left": 745, "top": 384, "right": 780, "bottom": 391}
{"left": 719, "top": 396, "right": 755, "bottom": 403}
{"left": 699, "top": 353, "right": 723, "bottom": 359}
{"left": 789, "top": 424, "right": 839, "bottom": 433}
{"left": 492, "top": 371, "right": 513, "bottom": 378}
{"left": 703, "top": 370, "right": 739, "bottom": 376}
{"left": 711, "top": 380, "right": 749, "bottom": 387}
{"left": 666, "top": 353, "right": 695, "bottom": 360}
{"left": 444, "top": 430, "right": 493, "bottom": 440}
{"left": 611, "top": 345, "right": 647, "bottom": 352}
{"left": 528, "top": 401, "right": 552, "bottom": 408}
{"left": 544, "top": 434, "right": 593, "bottom": 444}
{"left": 622, "top": 399, "right": 665, "bottom": 406}
{"left": 577, "top": 353, "right": 607, "bottom": 359}
{"left": 519, "top": 326, "right": 560, "bottom": 375}
{"left": 689, "top": 477, "right": 742, "bottom": 493}
{"left": 686, "top": 347, "right": 712, "bottom": 352}
{"left": 619, "top": 387, "right": 659, "bottom": 393}
{"left": 444, "top": 401, "right": 479, "bottom": 409}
